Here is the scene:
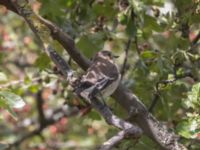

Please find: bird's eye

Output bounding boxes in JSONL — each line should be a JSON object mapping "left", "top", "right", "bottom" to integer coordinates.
{"left": 107, "top": 52, "right": 111, "bottom": 57}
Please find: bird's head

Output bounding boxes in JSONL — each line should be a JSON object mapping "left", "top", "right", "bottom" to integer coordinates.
{"left": 94, "top": 50, "right": 119, "bottom": 62}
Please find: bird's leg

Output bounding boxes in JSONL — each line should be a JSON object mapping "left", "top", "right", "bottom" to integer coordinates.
{"left": 96, "top": 91, "right": 107, "bottom": 106}
{"left": 96, "top": 92, "right": 114, "bottom": 112}
{"left": 89, "top": 88, "right": 107, "bottom": 106}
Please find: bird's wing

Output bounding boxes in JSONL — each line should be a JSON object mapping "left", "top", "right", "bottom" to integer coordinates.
{"left": 75, "top": 75, "right": 115, "bottom": 99}
{"left": 75, "top": 57, "right": 120, "bottom": 99}
{"left": 74, "top": 80, "right": 94, "bottom": 94}
{"left": 95, "top": 75, "right": 116, "bottom": 91}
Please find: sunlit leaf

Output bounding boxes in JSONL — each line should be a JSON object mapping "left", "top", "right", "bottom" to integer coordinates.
{"left": 28, "top": 84, "right": 40, "bottom": 93}
{"left": 144, "top": 15, "right": 163, "bottom": 32}
{"left": 35, "top": 53, "right": 51, "bottom": 70}
{"left": 183, "top": 82, "right": 200, "bottom": 111}
{"left": 0, "top": 72, "right": 7, "bottom": 82}
{"left": 140, "top": 50, "right": 158, "bottom": 59}
{"left": 0, "top": 91, "right": 25, "bottom": 109}
{"left": 176, "top": 120, "right": 193, "bottom": 138}
{"left": 176, "top": 115, "right": 200, "bottom": 139}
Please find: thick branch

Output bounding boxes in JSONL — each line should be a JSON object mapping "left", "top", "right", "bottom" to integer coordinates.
{"left": 37, "top": 16, "right": 91, "bottom": 70}
{"left": 113, "top": 85, "right": 186, "bottom": 150}
{"left": 91, "top": 98, "right": 142, "bottom": 135}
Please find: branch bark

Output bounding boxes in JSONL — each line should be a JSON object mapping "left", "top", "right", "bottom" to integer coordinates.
{"left": 0, "top": 1, "right": 187, "bottom": 149}
{"left": 99, "top": 130, "right": 131, "bottom": 150}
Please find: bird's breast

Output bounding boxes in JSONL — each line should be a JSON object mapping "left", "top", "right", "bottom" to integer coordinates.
{"left": 101, "top": 74, "right": 121, "bottom": 98}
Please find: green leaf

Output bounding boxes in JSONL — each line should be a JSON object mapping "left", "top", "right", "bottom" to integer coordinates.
{"left": 143, "top": 0, "right": 164, "bottom": 5}
{"left": 144, "top": 15, "right": 163, "bottom": 32}
{"left": 92, "top": 2, "right": 117, "bottom": 19}
{"left": 28, "top": 84, "right": 40, "bottom": 93}
{"left": 118, "top": 14, "right": 128, "bottom": 25}
{"left": 76, "top": 34, "right": 104, "bottom": 58}
{"left": 176, "top": 116, "right": 200, "bottom": 139}
{"left": 7, "top": 106, "right": 17, "bottom": 119}
{"left": 125, "top": 16, "right": 137, "bottom": 37}
{"left": 76, "top": 36, "right": 96, "bottom": 58}
{"left": 88, "top": 110, "right": 101, "bottom": 120}
{"left": 0, "top": 91, "right": 25, "bottom": 118}
{"left": 35, "top": 53, "right": 51, "bottom": 70}
{"left": 176, "top": 120, "right": 193, "bottom": 138}
{"left": 39, "top": 0, "right": 67, "bottom": 23}
{"left": 0, "top": 91, "right": 25, "bottom": 109}
{"left": 183, "top": 82, "right": 200, "bottom": 111}
{"left": 140, "top": 50, "right": 158, "bottom": 59}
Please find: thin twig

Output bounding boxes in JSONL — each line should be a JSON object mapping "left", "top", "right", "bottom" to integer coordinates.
{"left": 99, "top": 128, "right": 138, "bottom": 150}
{"left": 134, "top": 34, "right": 141, "bottom": 56}
{"left": 148, "top": 72, "right": 194, "bottom": 112}
{"left": 0, "top": 77, "right": 41, "bottom": 89}
{"left": 121, "top": 38, "right": 132, "bottom": 79}
{"left": 36, "top": 90, "right": 46, "bottom": 127}
{"left": 148, "top": 91, "right": 160, "bottom": 113}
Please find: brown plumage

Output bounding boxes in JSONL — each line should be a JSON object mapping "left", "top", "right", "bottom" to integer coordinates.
{"left": 74, "top": 50, "right": 121, "bottom": 102}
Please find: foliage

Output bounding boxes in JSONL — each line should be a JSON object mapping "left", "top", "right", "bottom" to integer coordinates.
{"left": 0, "top": 0, "right": 200, "bottom": 149}
{"left": 176, "top": 83, "right": 200, "bottom": 141}
{"left": 0, "top": 90, "right": 25, "bottom": 118}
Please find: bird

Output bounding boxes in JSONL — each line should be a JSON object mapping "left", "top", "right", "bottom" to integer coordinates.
{"left": 73, "top": 50, "right": 121, "bottom": 103}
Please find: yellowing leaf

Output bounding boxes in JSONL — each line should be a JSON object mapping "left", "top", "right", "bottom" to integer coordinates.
{"left": 141, "top": 50, "right": 158, "bottom": 59}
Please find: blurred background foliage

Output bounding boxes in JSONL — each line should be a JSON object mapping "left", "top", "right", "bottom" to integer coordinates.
{"left": 0, "top": 0, "right": 200, "bottom": 149}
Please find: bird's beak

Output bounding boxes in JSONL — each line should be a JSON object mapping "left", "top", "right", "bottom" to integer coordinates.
{"left": 113, "top": 55, "right": 119, "bottom": 59}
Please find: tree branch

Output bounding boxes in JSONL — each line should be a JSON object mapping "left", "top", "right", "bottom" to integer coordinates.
{"left": 91, "top": 97, "right": 142, "bottom": 135}
{"left": 37, "top": 15, "right": 91, "bottom": 70}
{"left": 149, "top": 71, "right": 194, "bottom": 113}
{"left": 121, "top": 38, "right": 132, "bottom": 79}
{"left": 99, "top": 128, "right": 138, "bottom": 150}
{"left": 0, "top": 1, "right": 187, "bottom": 149}
{"left": 36, "top": 90, "right": 46, "bottom": 127}
{"left": 0, "top": 77, "right": 41, "bottom": 89}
